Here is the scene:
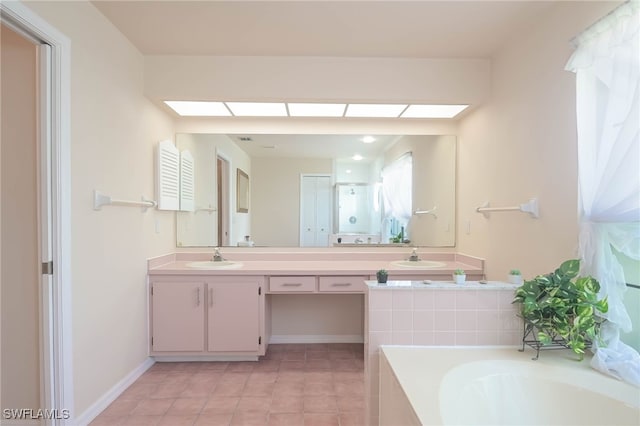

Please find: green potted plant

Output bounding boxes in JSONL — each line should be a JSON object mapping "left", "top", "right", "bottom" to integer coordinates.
{"left": 453, "top": 268, "right": 466, "bottom": 284}
{"left": 376, "top": 269, "right": 388, "bottom": 284}
{"left": 508, "top": 269, "right": 522, "bottom": 285}
{"left": 513, "top": 259, "right": 608, "bottom": 360}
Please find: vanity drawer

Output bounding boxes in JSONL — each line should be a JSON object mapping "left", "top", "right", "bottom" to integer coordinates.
{"left": 319, "top": 276, "right": 367, "bottom": 293}
{"left": 269, "top": 276, "right": 316, "bottom": 292}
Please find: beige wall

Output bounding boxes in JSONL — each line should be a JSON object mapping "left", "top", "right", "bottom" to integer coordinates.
{"left": 457, "top": 1, "right": 621, "bottom": 279}
{"left": 146, "top": 56, "right": 490, "bottom": 106}
{"left": 24, "top": 1, "right": 176, "bottom": 417}
{"left": 385, "top": 135, "right": 457, "bottom": 247}
{"left": 1, "top": 23, "right": 40, "bottom": 412}
{"left": 251, "top": 157, "right": 333, "bottom": 247}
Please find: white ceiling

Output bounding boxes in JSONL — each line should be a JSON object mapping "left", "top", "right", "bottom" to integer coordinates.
{"left": 93, "top": 1, "right": 554, "bottom": 58}
{"left": 227, "top": 133, "right": 401, "bottom": 159}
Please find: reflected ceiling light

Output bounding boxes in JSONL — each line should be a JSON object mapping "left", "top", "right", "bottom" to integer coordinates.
{"left": 362, "top": 136, "right": 376, "bottom": 143}
{"left": 226, "top": 102, "right": 287, "bottom": 117}
{"left": 288, "top": 103, "right": 346, "bottom": 117}
{"left": 345, "top": 104, "right": 407, "bottom": 118}
{"left": 346, "top": 169, "right": 352, "bottom": 174}
{"left": 164, "top": 101, "right": 231, "bottom": 116}
{"left": 352, "top": 154, "right": 363, "bottom": 161}
{"left": 401, "top": 104, "right": 469, "bottom": 118}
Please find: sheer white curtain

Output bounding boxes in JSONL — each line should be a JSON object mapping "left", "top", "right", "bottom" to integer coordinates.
{"left": 381, "top": 153, "right": 413, "bottom": 223}
{"left": 565, "top": 0, "right": 640, "bottom": 386}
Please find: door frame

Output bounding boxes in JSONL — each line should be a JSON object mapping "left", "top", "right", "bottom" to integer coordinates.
{"left": 1, "top": 2, "right": 73, "bottom": 424}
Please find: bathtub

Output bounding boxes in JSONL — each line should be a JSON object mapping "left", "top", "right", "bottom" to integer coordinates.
{"left": 379, "top": 346, "right": 640, "bottom": 426}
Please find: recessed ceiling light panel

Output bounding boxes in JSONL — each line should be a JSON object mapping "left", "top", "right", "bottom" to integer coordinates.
{"left": 401, "top": 104, "right": 469, "bottom": 118}
{"left": 288, "top": 103, "right": 346, "bottom": 117}
{"left": 362, "top": 136, "right": 376, "bottom": 143}
{"left": 352, "top": 154, "right": 363, "bottom": 161}
{"left": 345, "top": 104, "right": 407, "bottom": 118}
{"left": 164, "top": 101, "right": 231, "bottom": 116}
{"left": 226, "top": 102, "right": 288, "bottom": 117}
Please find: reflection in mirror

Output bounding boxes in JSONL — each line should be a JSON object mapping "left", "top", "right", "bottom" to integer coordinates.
{"left": 335, "top": 183, "right": 379, "bottom": 237}
{"left": 175, "top": 134, "right": 456, "bottom": 248}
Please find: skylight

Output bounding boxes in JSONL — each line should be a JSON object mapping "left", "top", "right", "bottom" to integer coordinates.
{"left": 225, "top": 102, "right": 288, "bottom": 117}
{"left": 164, "top": 101, "right": 470, "bottom": 119}
{"left": 401, "top": 104, "right": 469, "bottom": 118}
{"left": 164, "top": 101, "right": 231, "bottom": 116}
{"left": 345, "top": 104, "right": 408, "bottom": 118}
{"left": 288, "top": 103, "right": 346, "bottom": 117}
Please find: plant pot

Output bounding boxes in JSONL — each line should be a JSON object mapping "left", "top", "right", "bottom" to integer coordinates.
{"left": 453, "top": 274, "right": 466, "bottom": 284}
{"left": 508, "top": 274, "right": 522, "bottom": 285}
{"left": 377, "top": 277, "right": 388, "bottom": 284}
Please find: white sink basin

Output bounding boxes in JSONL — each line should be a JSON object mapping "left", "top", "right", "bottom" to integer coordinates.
{"left": 186, "top": 261, "right": 243, "bottom": 269}
{"left": 391, "top": 260, "right": 446, "bottom": 269}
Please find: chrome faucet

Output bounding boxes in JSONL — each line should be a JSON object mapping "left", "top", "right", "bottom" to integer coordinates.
{"left": 408, "top": 248, "right": 421, "bottom": 262}
{"left": 212, "top": 247, "right": 224, "bottom": 262}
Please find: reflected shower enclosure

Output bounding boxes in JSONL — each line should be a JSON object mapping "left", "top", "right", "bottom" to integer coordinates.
{"left": 335, "top": 183, "right": 380, "bottom": 235}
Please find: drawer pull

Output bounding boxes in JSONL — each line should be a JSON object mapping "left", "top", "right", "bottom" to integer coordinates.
{"left": 332, "top": 283, "right": 352, "bottom": 287}
{"left": 282, "top": 283, "right": 303, "bottom": 287}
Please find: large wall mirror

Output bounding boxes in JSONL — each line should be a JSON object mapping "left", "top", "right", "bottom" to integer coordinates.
{"left": 175, "top": 133, "right": 456, "bottom": 248}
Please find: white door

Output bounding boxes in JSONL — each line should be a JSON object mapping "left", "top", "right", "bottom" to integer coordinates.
{"left": 300, "top": 175, "right": 332, "bottom": 247}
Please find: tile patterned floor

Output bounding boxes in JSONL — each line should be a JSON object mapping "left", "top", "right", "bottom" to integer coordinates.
{"left": 90, "top": 344, "right": 365, "bottom": 426}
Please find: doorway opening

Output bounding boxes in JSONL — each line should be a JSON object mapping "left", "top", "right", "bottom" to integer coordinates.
{"left": 1, "top": 3, "right": 73, "bottom": 423}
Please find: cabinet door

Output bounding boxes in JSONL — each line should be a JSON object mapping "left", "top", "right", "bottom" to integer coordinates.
{"left": 208, "top": 281, "right": 260, "bottom": 352}
{"left": 151, "top": 281, "right": 205, "bottom": 352}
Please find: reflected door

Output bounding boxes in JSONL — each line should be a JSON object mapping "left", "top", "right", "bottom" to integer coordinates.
{"left": 300, "top": 175, "right": 332, "bottom": 247}
{"left": 216, "top": 155, "right": 230, "bottom": 246}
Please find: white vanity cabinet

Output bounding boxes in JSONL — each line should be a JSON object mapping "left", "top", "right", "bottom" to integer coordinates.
{"left": 149, "top": 275, "right": 265, "bottom": 358}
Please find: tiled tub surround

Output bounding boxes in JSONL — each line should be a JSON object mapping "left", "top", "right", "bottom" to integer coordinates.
{"left": 364, "top": 281, "right": 521, "bottom": 426}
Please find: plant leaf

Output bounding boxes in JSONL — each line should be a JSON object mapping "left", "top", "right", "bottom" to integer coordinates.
{"left": 559, "top": 259, "right": 580, "bottom": 279}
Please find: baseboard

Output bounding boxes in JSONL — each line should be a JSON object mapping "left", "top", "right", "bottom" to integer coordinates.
{"left": 153, "top": 355, "right": 258, "bottom": 362}
{"left": 74, "top": 357, "right": 154, "bottom": 426}
{"left": 269, "top": 334, "right": 364, "bottom": 344}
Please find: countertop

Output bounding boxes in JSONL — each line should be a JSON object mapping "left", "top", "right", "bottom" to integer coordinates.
{"left": 366, "top": 280, "right": 518, "bottom": 290}
{"left": 148, "top": 259, "right": 481, "bottom": 276}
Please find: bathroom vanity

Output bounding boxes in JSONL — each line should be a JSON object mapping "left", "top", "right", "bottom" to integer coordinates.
{"left": 146, "top": 250, "right": 484, "bottom": 359}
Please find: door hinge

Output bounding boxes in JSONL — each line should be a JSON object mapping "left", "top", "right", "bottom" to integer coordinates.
{"left": 258, "top": 336, "right": 262, "bottom": 345}
{"left": 41, "top": 261, "right": 53, "bottom": 275}
{"left": 258, "top": 286, "right": 261, "bottom": 296}
{"left": 151, "top": 286, "right": 154, "bottom": 296}
{"left": 151, "top": 337, "right": 154, "bottom": 347}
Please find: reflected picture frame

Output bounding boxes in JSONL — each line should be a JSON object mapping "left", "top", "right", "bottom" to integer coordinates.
{"left": 236, "top": 168, "right": 249, "bottom": 213}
